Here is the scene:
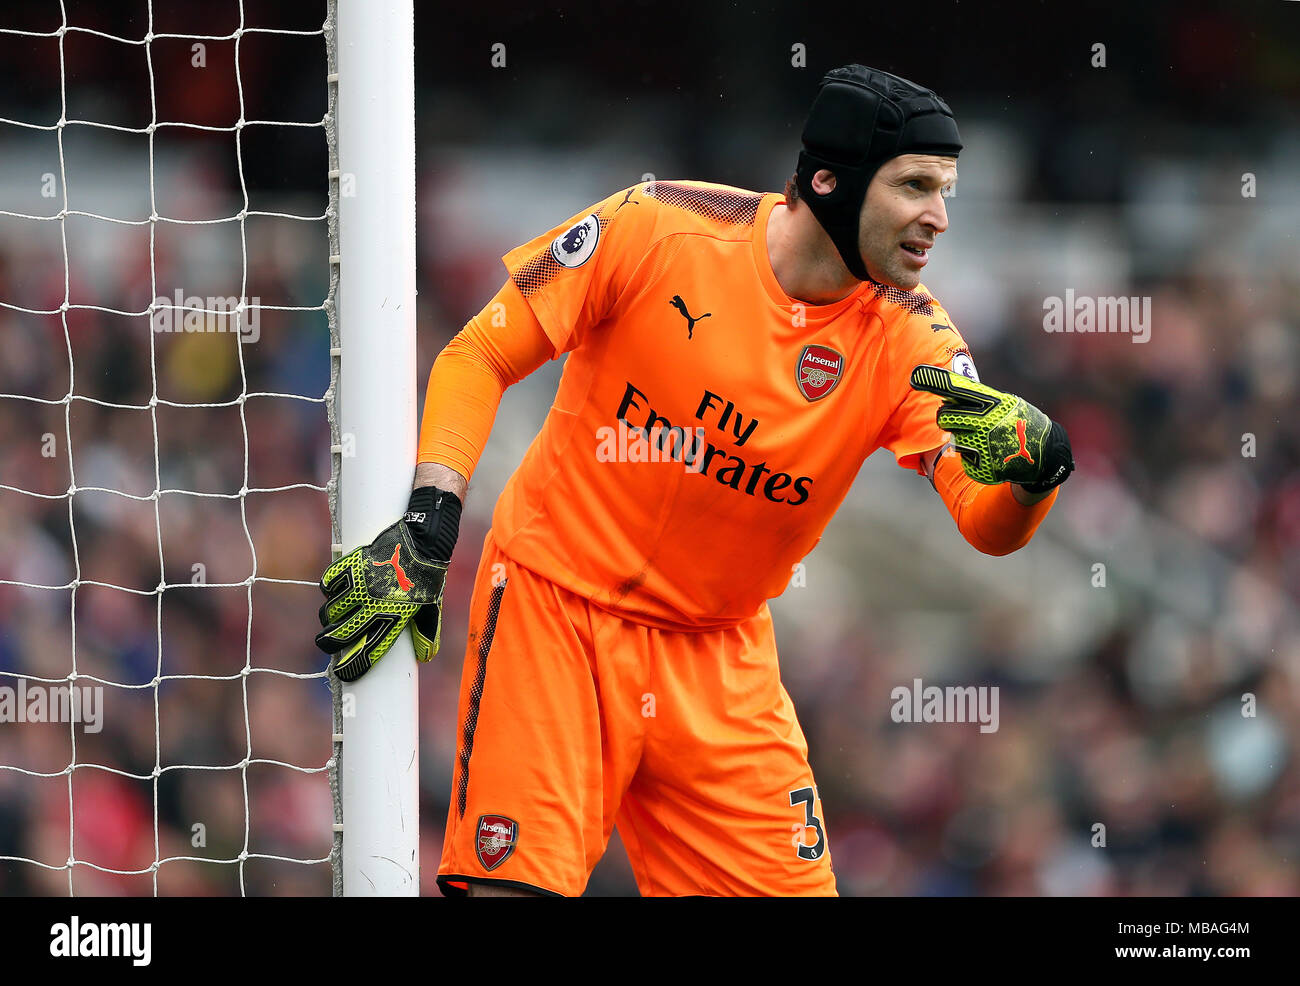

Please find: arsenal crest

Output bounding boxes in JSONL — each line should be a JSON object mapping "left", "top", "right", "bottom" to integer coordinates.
{"left": 475, "top": 814, "right": 518, "bottom": 871}
{"left": 796, "top": 345, "right": 844, "bottom": 402}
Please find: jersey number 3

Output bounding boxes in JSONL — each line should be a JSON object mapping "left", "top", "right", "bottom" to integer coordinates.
{"left": 789, "top": 786, "right": 826, "bottom": 861}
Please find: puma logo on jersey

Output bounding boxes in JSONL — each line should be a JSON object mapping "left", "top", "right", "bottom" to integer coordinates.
{"left": 373, "top": 544, "right": 414, "bottom": 592}
{"left": 669, "top": 295, "right": 711, "bottom": 338}
{"left": 931, "top": 322, "right": 954, "bottom": 333}
{"left": 616, "top": 187, "right": 639, "bottom": 210}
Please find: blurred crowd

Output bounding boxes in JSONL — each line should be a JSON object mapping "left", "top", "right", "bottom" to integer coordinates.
{"left": 1, "top": 0, "right": 1298, "bottom": 895}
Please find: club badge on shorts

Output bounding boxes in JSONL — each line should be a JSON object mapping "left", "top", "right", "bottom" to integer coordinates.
{"left": 796, "top": 344, "right": 844, "bottom": 402}
{"left": 476, "top": 814, "right": 518, "bottom": 871}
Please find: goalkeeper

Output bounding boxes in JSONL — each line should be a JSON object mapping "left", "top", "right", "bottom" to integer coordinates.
{"left": 316, "top": 64, "right": 1073, "bottom": 897}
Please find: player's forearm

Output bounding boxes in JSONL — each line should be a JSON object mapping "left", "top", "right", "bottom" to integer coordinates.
{"left": 414, "top": 278, "right": 556, "bottom": 501}
{"left": 414, "top": 461, "right": 467, "bottom": 501}
{"left": 1010, "top": 483, "right": 1053, "bottom": 506}
{"left": 932, "top": 452, "right": 1057, "bottom": 555}
{"left": 415, "top": 332, "right": 508, "bottom": 491}
{"left": 966, "top": 481, "right": 1057, "bottom": 554}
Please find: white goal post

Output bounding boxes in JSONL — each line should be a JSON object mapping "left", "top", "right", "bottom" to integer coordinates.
{"left": 329, "top": 0, "right": 420, "bottom": 896}
{"left": 0, "top": 0, "right": 416, "bottom": 898}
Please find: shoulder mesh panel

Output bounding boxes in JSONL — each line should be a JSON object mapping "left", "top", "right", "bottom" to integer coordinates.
{"left": 870, "top": 280, "right": 937, "bottom": 318}
{"left": 511, "top": 183, "right": 761, "bottom": 299}
{"left": 644, "top": 181, "right": 761, "bottom": 225}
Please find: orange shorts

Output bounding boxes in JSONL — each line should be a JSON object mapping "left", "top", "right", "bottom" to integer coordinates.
{"left": 436, "top": 528, "right": 837, "bottom": 897}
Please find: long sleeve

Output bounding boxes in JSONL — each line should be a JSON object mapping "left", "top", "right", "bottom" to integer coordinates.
{"left": 416, "top": 276, "right": 556, "bottom": 480}
{"left": 930, "top": 447, "right": 1059, "bottom": 556}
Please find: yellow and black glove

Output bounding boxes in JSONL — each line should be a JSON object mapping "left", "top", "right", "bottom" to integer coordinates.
{"left": 315, "top": 486, "right": 462, "bottom": 681}
{"left": 909, "top": 365, "right": 1074, "bottom": 493}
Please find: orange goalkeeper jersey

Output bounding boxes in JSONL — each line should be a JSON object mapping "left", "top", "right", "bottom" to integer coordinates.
{"left": 489, "top": 180, "right": 978, "bottom": 631}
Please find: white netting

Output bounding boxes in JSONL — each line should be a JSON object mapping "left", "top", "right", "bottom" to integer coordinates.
{"left": 0, "top": 1, "right": 339, "bottom": 894}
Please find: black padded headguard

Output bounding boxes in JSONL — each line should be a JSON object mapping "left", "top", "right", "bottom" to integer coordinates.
{"left": 795, "top": 65, "right": 962, "bottom": 281}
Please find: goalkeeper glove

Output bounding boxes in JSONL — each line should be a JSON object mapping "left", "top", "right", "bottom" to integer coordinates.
{"left": 909, "top": 364, "right": 1074, "bottom": 493}
{"left": 315, "top": 486, "right": 462, "bottom": 682}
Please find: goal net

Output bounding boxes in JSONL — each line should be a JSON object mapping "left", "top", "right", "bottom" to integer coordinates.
{"left": 0, "top": 0, "right": 358, "bottom": 895}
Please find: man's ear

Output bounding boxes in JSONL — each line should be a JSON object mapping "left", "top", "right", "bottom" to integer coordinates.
{"left": 812, "top": 169, "right": 837, "bottom": 195}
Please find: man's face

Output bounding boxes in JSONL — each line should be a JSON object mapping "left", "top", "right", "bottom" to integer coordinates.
{"left": 856, "top": 153, "right": 957, "bottom": 290}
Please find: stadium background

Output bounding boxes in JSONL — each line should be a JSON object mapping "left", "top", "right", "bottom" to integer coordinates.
{"left": 0, "top": 0, "right": 1297, "bottom": 895}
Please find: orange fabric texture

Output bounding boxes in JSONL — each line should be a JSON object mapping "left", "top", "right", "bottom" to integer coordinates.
{"left": 436, "top": 528, "right": 838, "bottom": 898}
{"left": 930, "top": 449, "right": 1059, "bottom": 556}
{"left": 449, "top": 179, "right": 994, "bottom": 631}
{"left": 416, "top": 278, "right": 554, "bottom": 481}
